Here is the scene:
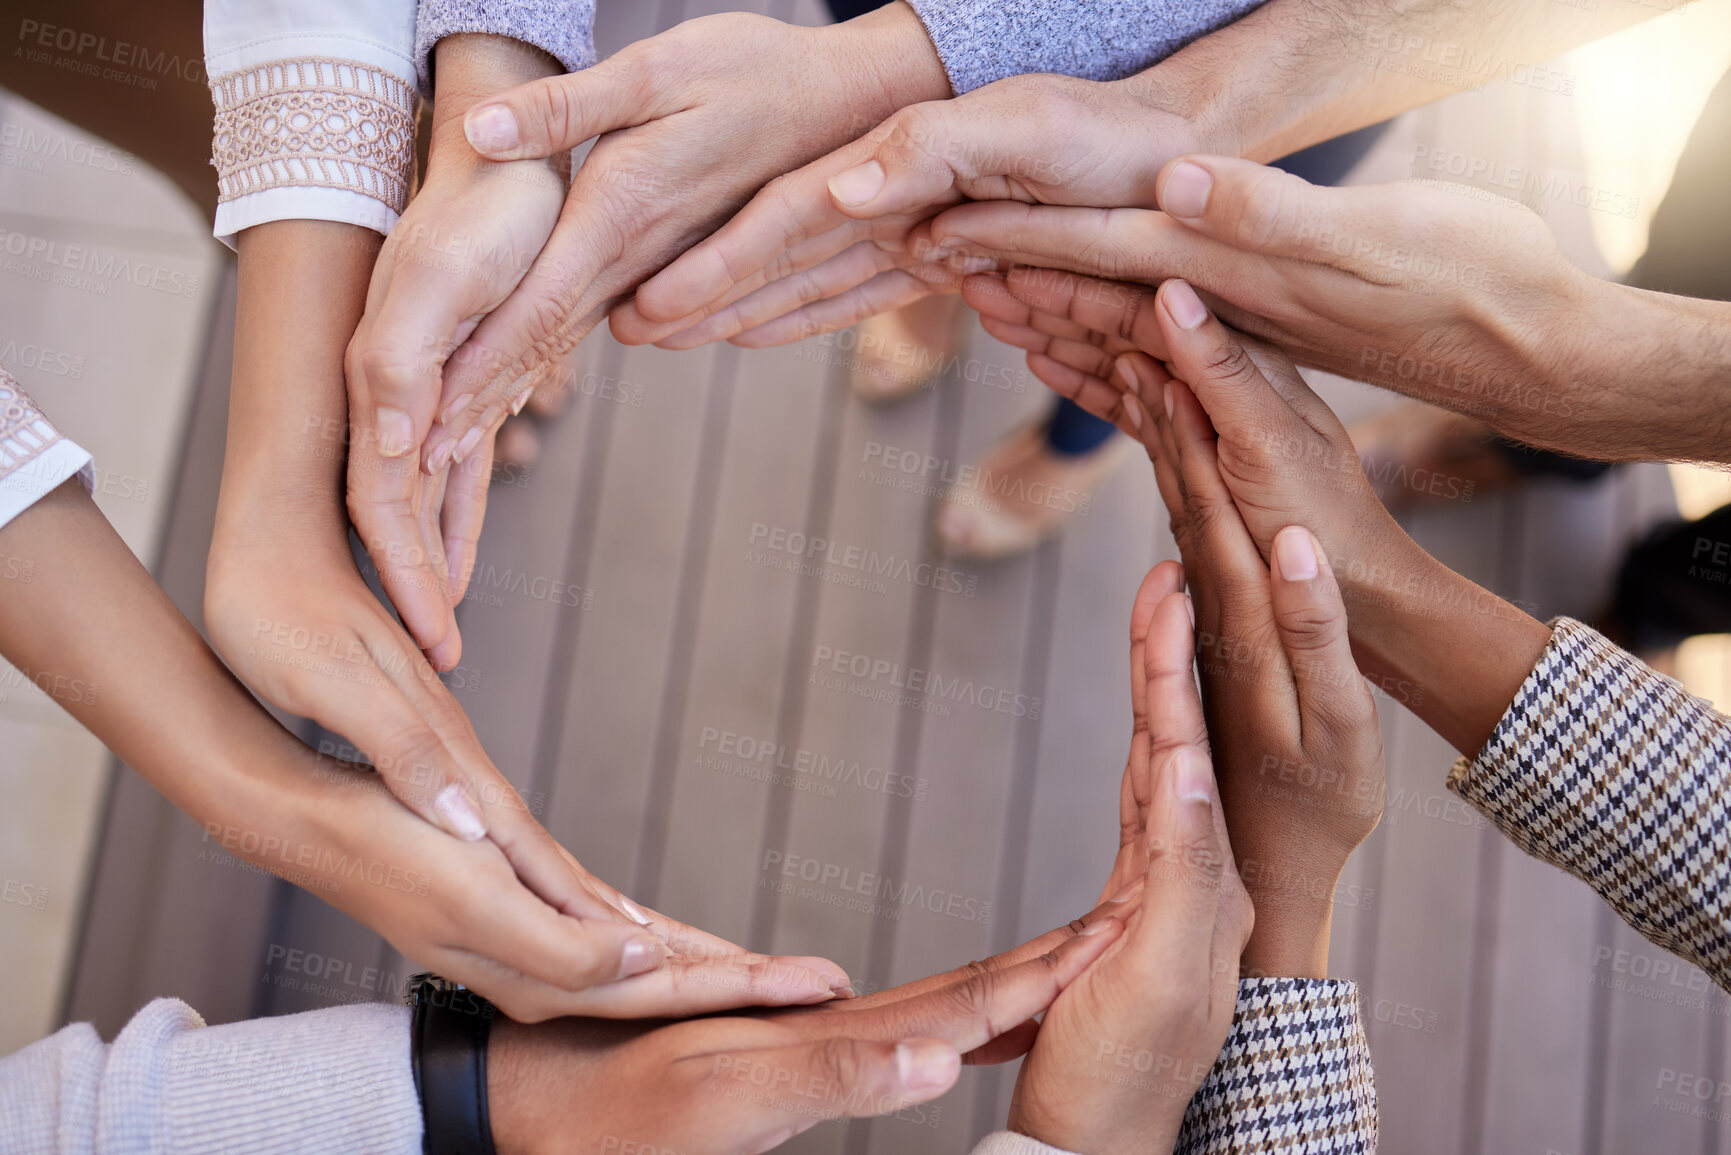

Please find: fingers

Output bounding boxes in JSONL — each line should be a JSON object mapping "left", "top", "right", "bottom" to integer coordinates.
{"left": 1154, "top": 279, "right": 1301, "bottom": 451}
{"left": 728, "top": 268, "right": 936, "bottom": 349}
{"left": 462, "top": 53, "right": 658, "bottom": 159}
{"left": 346, "top": 394, "right": 455, "bottom": 655}
{"left": 632, "top": 95, "right": 986, "bottom": 327}
{"left": 632, "top": 136, "right": 888, "bottom": 327}
{"left": 550, "top": 949, "right": 850, "bottom": 1018}
{"left": 1103, "top": 561, "right": 1186, "bottom": 903}
{"left": 1154, "top": 155, "right": 1339, "bottom": 262}
{"left": 1269, "top": 525, "right": 1379, "bottom": 748}
{"left": 1144, "top": 589, "right": 1211, "bottom": 768}
{"left": 1002, "top": 266, "right": 1167, "bottom": 361}
{"left": 842, "top": 895, "right": 1133, "bottom": 1012}
{"left": 1132, "top": 744, "right": 1251, "bottom": 970}
{"left": 652, "top": 240, "right": 903, "bottom": 350}
{"left": 712, "top": 1036, "right": 961, "bottom": 1149}
{"left": 439, "top": 422, "right": 497, "bottom": 606}
{"left": 845, "top": 919, "right": 1124, "bottom": 1059}
{"left": 929, "top": 202, "right": 1182, "bottom": 287}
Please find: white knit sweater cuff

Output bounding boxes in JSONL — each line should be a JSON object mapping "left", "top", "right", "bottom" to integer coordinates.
{"left": 135, "top": 999, "right": 421, "bottom": 1153}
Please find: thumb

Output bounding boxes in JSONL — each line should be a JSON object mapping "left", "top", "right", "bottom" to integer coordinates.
{"left": 463, "top": 55, "right": 657, "bottom": 159}
{"left": 1155, "top": 154, "right": 1341, "bottom": 261}
{"left": 824, "top": 100, "right": 989, "bottom": 221}
{"left": 1268, "top": 525, "right": 1378, "bottom": 749}
{"left": 715, "top": 1037, "right": 960, "bottom": 1147}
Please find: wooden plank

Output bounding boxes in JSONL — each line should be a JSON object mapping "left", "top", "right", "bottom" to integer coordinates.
{"left": 649, "top": 338, "right": 833, "bottom": 944}
{"left": 1361, "top": 494, "right": 1506, "bottom": 1155}
{"left": 858, "top": 325, "right": 1050, "bottom": 1155}
{"left": 539, "top": 339, "right": 722, "bottom": 889}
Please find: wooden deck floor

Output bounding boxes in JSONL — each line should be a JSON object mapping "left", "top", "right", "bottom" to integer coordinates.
{"left": 47, "top": 3, "right": 1731, "bottom": 1153}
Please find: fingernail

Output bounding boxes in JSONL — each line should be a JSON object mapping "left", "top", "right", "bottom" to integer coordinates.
{"left": 464, "top": 103, "right": 520, "bottom": 154}
{"left": 1114, "top": 358, "right": 1137, "bottom": 393}
{"left": 1275, "top": 526, "right": 1320, "bottom": 581}
{"left": 924, "top": 244, "right": 957, "bottom": 264}
{"left": 1122, "top": 395, "right": 1143, "bottom": 432}
{"left": 375, "top": 407, "right": 414, "bottom": 457}
{"left": 1163, "top": 280, "right": 1209, "bottom": 331}
{"left": 828, "top": 159, "right": 886, "bottom": 207}
{"left": 434, "top": 784, "right": 487, "bottom": 841}
{"left": 619, "top": 897, "right": 654, "bottom": 926}
{"left": 1162, "top": 161, "right": 1213, "bottom": 219}
{"left": 1184, "top": 592, "right": 1195, "bottom": 628}
{"left": 620, "top": 938, "right": 665, "bottom": 978}
{"left": 1163, "top": 380, "right": 1175, "bottom": 420}
{"left": 511, "top": 387, "right": 534, "bottom": 415}
{"left": 896, "top": 1041, "right": 959, "bottom": 1092}
{"left": 440, "top": 393, "right": 476, "bottom": 425}
{"left": 1173, "top": 747, "right": 1213, "bottom": 803}
{"left": 1110, "top": 879, "right": 1142, "bottom": 904}
{"left": 452, "top": 425, "right": 485, "bottom": 464}
{"left": 428, "top": 439, "right": 456, "bottom": 474}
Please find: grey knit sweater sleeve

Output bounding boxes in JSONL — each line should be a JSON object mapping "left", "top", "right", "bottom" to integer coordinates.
{"left": 0, "top": 998, "right": 421, "bottom": 1153}
{"left": 906, "top": 0, "right": 1266, "bottom": 93}
{"left": 415, "top": 0, "right": 596, "bottom": 94}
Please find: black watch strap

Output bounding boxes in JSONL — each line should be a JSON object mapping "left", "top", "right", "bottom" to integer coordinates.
{"left": 407, "top": 973, "right": 498, "bottom": 1155}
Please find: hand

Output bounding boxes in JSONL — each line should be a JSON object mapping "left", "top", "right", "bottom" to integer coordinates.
{"left": 344, "top": 34, "right": 568, "bottom": 660}
{"left": 487, "top": 906, "right": 1127, "bottom": 1154}
{"left": 1133, "top": 352, "right": 1384, "bottom": 973}
{"left": 396, "top": 3, "right": 952, "bottom": 474}
{"left": 963, "top": 262, "right": 1549, "bottom": 757}
{"left": 264, "top": 739, "right": 853, "bottom": 1023}
{"left": 211, "top": 220, "right": 850, "bottom": 1013}
{"left": 610, "top": 69, "right": 1204, "bottom": 350}
{"left": 931, "top": 154, "right": 1617, "bottom": 456}
{"left": 1010, "top": 567, "right": 1252, "bottom": 1155}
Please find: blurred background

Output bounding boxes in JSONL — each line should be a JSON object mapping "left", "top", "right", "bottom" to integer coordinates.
{"left": 2, "top": 1, "right": 1730, "bottom": 1153}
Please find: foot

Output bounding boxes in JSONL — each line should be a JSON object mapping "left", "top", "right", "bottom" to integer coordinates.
{"left": 848, "top": 292, "right": 967, "bottom": 404}
{"left": 934, "top": 419, "right": 1133, "bottom": 561}
{"left": 1349, "top": 403, "right": 1522, "bottom": 511}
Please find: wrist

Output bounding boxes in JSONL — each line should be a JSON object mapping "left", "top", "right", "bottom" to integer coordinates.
{"left": 1342, "top": 531, "right": 1551, "bottom": 756}
{"left": 1127, "top": 3, "right": 1354, "bottom": 164}
{"left": 427, "top": 35, "right": 566, "bottom": 181}
{"left": 831, "top": 0, "right": 953, "bottom": 121}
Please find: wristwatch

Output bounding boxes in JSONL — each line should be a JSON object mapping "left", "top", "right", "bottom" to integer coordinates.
{"left": 405, "top": 972, "right": 498, "bottom": 1155}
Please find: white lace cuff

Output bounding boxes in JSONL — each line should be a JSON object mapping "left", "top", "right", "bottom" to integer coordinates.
{"left": 0, "top": 367, "right": 93, "bottom": 533}
{"left": 209, "top": 58, "right": 417, "bottom": 249}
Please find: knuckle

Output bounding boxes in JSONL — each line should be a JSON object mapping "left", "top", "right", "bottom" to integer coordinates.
{"left": 1234, "top": 168, "right": 1301, "bottom": 252}
{"left": 1279, "top": 602, "right": 1349, "bottom": 653}
{"left": 816, "top": 1037, "right": 869, "bottom": 1088}
{"left": 1198, "top": 337, "right": 1261, "bottom": 391}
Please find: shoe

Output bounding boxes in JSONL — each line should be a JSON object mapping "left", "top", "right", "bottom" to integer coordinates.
{"left": 847, "top": 293, "right": 966, "bottom": 404}
{"left": 933, "top": 418, "right": 1134, "bottom": 561}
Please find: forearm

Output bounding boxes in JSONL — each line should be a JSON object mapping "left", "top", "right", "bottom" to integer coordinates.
{"left": 215, "top": 221, "right": 378, "bottom": 556}
{"left": 1341, "top": 527, "right": 1552, "bottom": 756}
{"left": 1546, "top": 279, "right": 1731, "bottom": 464}
{"left": 1140, "top": 0, "right": 1670, "bottom": 162}
{"left": 0, "top": 482, "right": 292, "bottom": 824}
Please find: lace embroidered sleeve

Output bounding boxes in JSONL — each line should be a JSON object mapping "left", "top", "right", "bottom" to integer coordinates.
{"left": 209, "top": 58, "right": 417, "bottom": 220}
{"left": 0, "top": 365, "right": 94, "bottom": 532}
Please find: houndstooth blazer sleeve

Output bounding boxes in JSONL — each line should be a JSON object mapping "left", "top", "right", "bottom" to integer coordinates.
{"left": 970, "top": 977, "right": 1377, "bottom": 1154}
{"left": 1448, "top": 617, "right": 1731, "bottom": 990}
